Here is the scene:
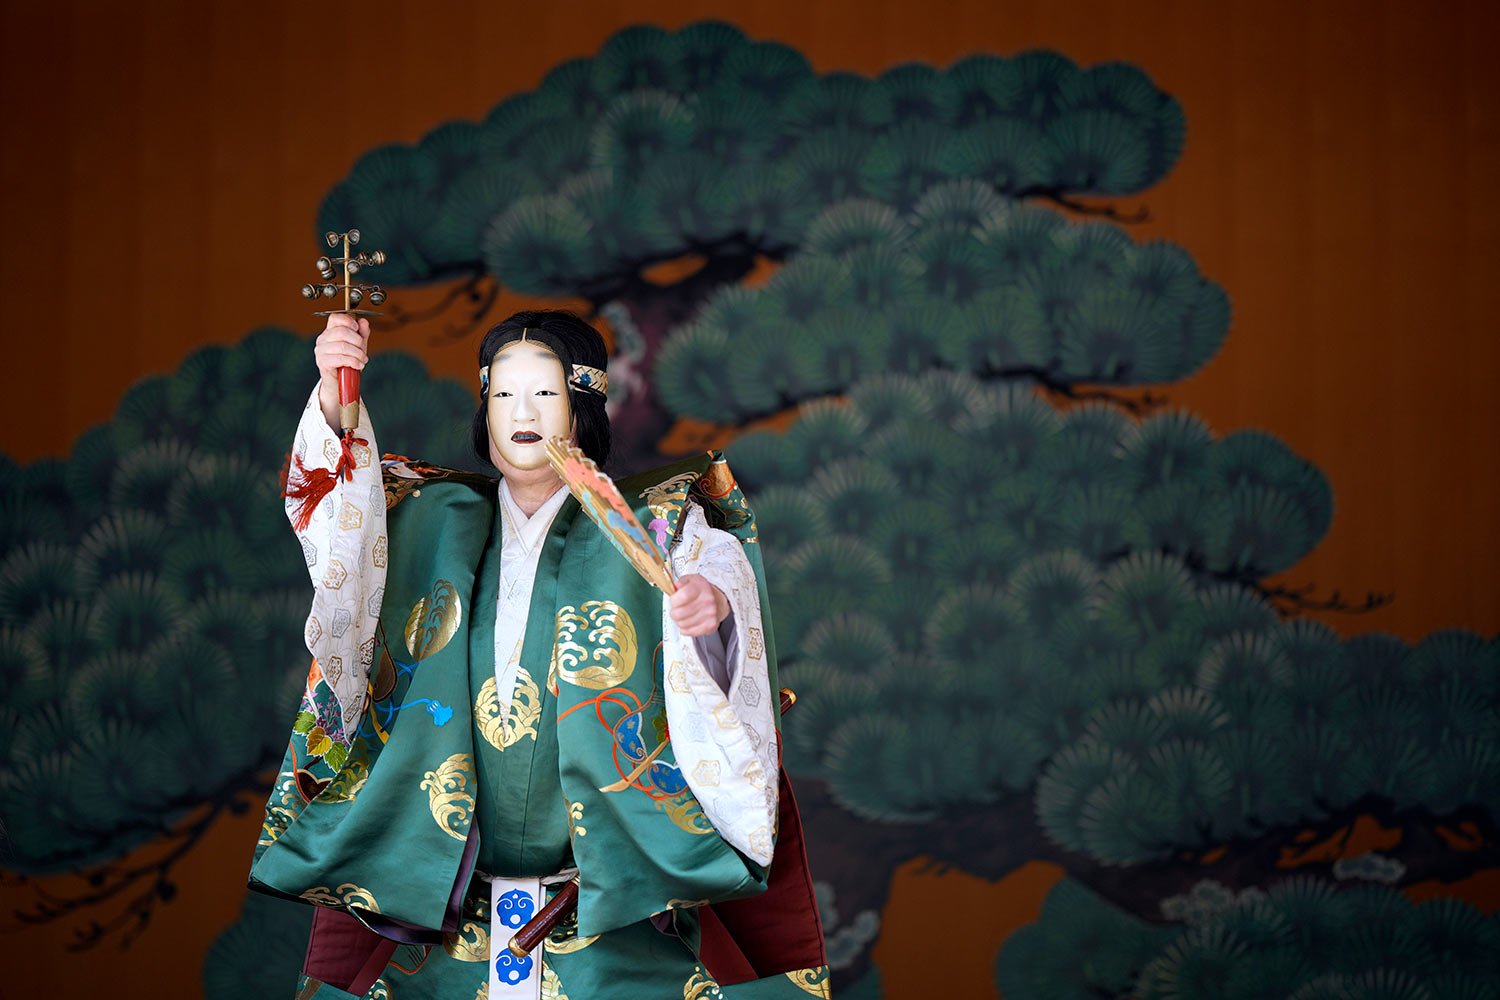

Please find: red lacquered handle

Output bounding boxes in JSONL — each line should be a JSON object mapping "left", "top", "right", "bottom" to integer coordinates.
{"left": 338, "top": 367, "right": 361, "bottom": 433}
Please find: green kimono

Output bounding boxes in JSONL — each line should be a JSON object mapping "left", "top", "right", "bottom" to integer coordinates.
{"left": 251, "top": 407, "right": 827, "bottom": 1000}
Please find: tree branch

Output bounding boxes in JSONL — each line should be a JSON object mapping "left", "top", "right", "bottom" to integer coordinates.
{"left": 1017, "top": 188, "right": 1152, "bottom": 224}
{"left": 1050, "top": 795, "right": 1499, "bottom": 920}
{"left": 361, "top": 267, "right": 503, "bottom": 346}
{"left": 1030, "top": 377, "right": 1170, "bottom": 416}
{"left": 4, "top": 767, "right": 270, "bottom": 950}
{"left": 1252, "top": 581, "right": 1394, "bottom": 617}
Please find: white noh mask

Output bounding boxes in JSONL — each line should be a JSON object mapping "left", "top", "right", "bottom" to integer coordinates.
{"left": 486, "top": 339, "right": 572, "bottom": 475}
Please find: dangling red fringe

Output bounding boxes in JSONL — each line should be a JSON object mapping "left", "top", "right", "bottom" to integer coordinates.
{"left": 286, "top": 431, "right": 368, "bottom": 533}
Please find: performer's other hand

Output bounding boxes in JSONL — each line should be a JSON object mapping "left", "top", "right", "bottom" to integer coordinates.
{"left": 314, "top": 313, "right": 370, "bottom": 431}
{"left": 669, "top": 574, "right": 729, "bottom": 638}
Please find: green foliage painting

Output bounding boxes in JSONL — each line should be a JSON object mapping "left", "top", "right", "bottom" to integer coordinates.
{"left": 312, "top": 21, "right": 1500, "bottom": 997}
{"left": 317, "top": 20, "right": 1188, "bottom": 459}
{"left": 0, "top": 330, "right": 473, "bottom": 955}
{"left": 3, "top": 21, "right": 1494, "bottom": 1000}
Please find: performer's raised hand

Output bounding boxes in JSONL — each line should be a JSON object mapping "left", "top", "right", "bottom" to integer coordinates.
{"left": 314, "top": 313, "right": 370, "bottom": 431}
{"left": 669, "top": 573, "right": 730, "bottom": 638}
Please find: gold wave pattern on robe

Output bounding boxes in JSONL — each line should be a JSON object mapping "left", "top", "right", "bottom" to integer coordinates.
{"left": 553, "top": 601, "right": 637, "bottom": 689}
{"left": 683, "top": 967, "right": 726, "bottom": 1000}
{"left": 785, "top": 966, "right": 833, "bottom": 997}
{"left": 541, "top": 963, "right": 570, "bottom": 1000}
{"left": 419, "top": 753, "right": 475, "bottom": 841}
{"left": 442, "top": 913, "right": 489, "bottom": 962}
{"left": 405, "top": 580, "right": 462, "bottom": 660}
{"left": 474, "top": 669, "right": 542, "bottom": 751}
{"left": 300, "top": 882, "right": 380, "bottom": 912}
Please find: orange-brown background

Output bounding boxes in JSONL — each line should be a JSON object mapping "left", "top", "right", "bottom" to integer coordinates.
{"left": 2, "top": 1, "right": 1496, "bottom": 996}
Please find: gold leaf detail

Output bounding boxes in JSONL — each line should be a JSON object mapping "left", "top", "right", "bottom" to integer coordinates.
{"left": 405, "top": 580, "right": 462, "bottom": 661}
{"left": 552, "top": 601, "right": 637, "bottom": 690}
{"left": 658, "top": 788, "right": 715, "bottom": 836}
{"left": 419, "top": 753, "right": 475, "bottom": 841}
{"left": 259, "top": 804, "right": 297, "bottom": 846}
{"left": 544, "top": 928, "right": 599, "bottom": 955}
{"left": 321, "top": 743, "right": 370, "bottom": 803}
{"left": 639, "top": 471, "right": 698, "bottom": 520}
{"left": 300, "top": 883, "right": 380, "bottom": 913}
{"left": 541, "top": 962, "right": 570, "bottom": 999}
{"left": 691, "top": 761, "right": 721, "bottom": 787}
{"left": 273, "top": 769, "right": 301, "bottom": 809}
{"left": 475, "top": 669, "right": 541, "bottom": 751}
{"left": 442, "top": 915, "right": 489, "bottom": 963}
{"left": 567, "top": 799, "right": 587, "bottom": 839}
{"left": 684, "top": 966, "right": 726, "bottom": 1000}
{"left": 785, "top": 966, "right": 832, "bottom": 998}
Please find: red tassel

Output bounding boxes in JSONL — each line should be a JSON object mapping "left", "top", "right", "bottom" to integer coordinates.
{"left": 285, "top": 432, "right": 368, "bottom": 533}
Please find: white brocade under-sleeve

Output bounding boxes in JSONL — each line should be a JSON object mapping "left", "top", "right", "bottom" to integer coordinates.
{"left": 287, "top": 385, "right": 388, "bottom": 738}
{"left": 662, "top": 503, "right": 779, "bottom": 867}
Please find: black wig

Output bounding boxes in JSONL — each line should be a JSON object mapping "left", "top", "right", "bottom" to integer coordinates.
{"left": 471, "top": 310, "right": 611, "bottom": 470}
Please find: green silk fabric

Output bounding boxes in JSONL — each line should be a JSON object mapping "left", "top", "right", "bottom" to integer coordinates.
{"left": 251, "top": 453, "right": 777, "bottom": 943}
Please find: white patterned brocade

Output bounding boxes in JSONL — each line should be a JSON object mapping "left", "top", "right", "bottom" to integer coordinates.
{"left": 493, "top": 481, "right": 569, "bottom": 717}
{"left": 287, "top": 386, "right": 388, "bottom": 738}
{"left": 664, "top": 503, "right": 780, "bottom": 867}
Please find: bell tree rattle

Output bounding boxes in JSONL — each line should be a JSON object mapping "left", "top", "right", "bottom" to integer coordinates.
{"left": 300, "top": 228, "right": 388, "bottom": 432}
{"left": 284, "top": 229, "right": 389, "bottom": 533}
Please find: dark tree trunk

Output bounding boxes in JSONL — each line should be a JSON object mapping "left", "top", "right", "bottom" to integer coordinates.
{"left": 597, "top": 253, "right": 759, "bottom": 474}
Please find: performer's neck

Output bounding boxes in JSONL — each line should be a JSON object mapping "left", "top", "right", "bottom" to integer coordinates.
{"left": 505, "top": 471, "right": 566, "bottom": 518}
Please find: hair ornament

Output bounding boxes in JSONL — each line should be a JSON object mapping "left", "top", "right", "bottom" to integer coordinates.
{"left": 570, "top": 365, "right": 608, "bottom": 399}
